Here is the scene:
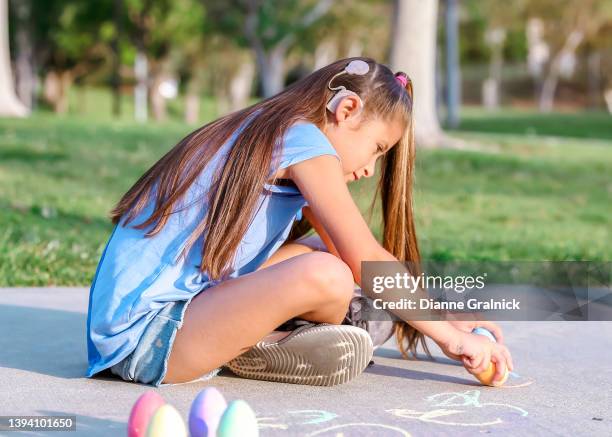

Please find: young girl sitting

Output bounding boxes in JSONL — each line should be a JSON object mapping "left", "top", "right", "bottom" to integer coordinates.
{"left": 85, "top": 57, "right": 513, "bottom": 388}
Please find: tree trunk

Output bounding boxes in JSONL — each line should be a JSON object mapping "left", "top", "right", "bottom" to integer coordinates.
{"left": 256, "top": 43, "right": 288, "bottom": 98}
{"left": 14, "top": 0, "right": 33, "bottom": 109}
{"left": 43, "top": 70, "right": 72, "bottom": 114}
{"left": 538, "top": 30, "right": 583, "bottom": 113}
{"left": 111, "top": 0, "right": 122, "bottom": 117}
{"left": 586, "top": 51, "right": 601, "bottom": 110}
{"left": 482, "top": 28, "right": 506, "bottom": 109}
{"left": 0, "top": 0, "right": 28, "bottom": 117}
{"left": 214, "top": 86, "right": 230, "bottom": 117}
{"left": 150, "top": 73, "right": 167, "bottom": 122}
{"left": 134, "top": 50, "right": 148, "bottom": 122}
{"left": 184, "top": 92, "right": 200, "bottom": 124}
{"left": 346, "top": 40, "right": 363, "bottom": 58}
{"left": 245, "top": 0, "right": 333, "bottom": 98}
{"left": 314, "top": 39, "right": 339, "bottom": 70}
{"left": 229, "top": 59, "right": 255, "bottom": 112}
{"left": 184, "top": 75, "right": 201, "bottom": 124}
{"left": 445, "top": 0, "right": 461, "bottom": 128}
{"left": 539, "top": 72, "right": 559, "bottom": 113}
{"left": 603, "top": 88, "right": 612, "bottom": 114}
{"left": 389, "top": 0, "right": 444, "bottom": 148}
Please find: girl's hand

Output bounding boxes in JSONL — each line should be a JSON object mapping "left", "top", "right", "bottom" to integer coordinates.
{"left": 447, "top": 319, "right": 505, "bottom": 345}
{"left": 435, "top": 328, "right": 513, "bottom": 384}
{"left": 455, "top": 330, "right": 514, "bottom": 383}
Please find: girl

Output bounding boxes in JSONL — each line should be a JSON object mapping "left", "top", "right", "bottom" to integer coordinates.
{"left": 85, "top": 57, "right": 513, "bottom": 388}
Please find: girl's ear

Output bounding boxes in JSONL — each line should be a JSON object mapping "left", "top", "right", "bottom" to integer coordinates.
{"left": 334, "top": 94, "right": 364, "bottom": 122}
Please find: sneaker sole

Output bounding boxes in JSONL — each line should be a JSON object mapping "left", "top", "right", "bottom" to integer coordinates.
{"left": 226, "top": 324, "right": 373, "bottom": 386}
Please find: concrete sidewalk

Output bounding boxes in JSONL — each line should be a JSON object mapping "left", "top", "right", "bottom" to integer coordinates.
{"left": 1, "top": 287, "right": 611, "bottom": 436}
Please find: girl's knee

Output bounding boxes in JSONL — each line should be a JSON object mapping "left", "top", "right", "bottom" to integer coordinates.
{"left": 301, "top": 252, "right": 354, "bottom": 306}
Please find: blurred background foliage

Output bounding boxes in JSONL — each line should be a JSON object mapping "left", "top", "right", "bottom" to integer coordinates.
{"left": 0, "top": 0, "right": 610, "bottom": 285}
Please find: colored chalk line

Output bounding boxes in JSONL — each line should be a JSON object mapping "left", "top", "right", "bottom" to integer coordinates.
{"left": 257, "top": 387, "right": 531, "bottom": 432}
{"left": 500, "top": 371, "right": 535, "bottom": 389}
{"left": 388, "top": 389, "right": 529, "bottom": 427}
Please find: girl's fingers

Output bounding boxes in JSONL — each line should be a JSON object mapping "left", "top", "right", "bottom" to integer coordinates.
{"left": 474, "top": 351, "right": 489, "bottom": 374}
{"left": 463, "top": 354, "right": 480, "bottom": 374}
{"left": 462, "top": 356, "right": 473, "bottom": 372}
{"left": 501, "top": 346, "right": 514, "bottom": 371}
{"left": 491, "top": 352, "right": 506, "bottom": 382}
{"left": 470, "top": 352, "right": 482, "bottom": 373}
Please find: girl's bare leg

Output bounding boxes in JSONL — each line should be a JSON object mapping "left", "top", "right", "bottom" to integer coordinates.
{"left": 164, "top": 241, "right": 353, "bottom": 384}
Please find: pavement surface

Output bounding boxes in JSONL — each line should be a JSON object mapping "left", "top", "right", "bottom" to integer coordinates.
{"left": 1, "top": 287, "right": 611, "bottom": 436}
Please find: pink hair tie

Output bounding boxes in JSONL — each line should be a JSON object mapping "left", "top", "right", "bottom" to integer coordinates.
{"left": 395, "top": 74, "right": 408, "bottom": 88}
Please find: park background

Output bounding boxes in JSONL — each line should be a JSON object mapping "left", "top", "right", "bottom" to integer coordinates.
{"left": 0, "top": 0, "right": 610, "bottom": 286}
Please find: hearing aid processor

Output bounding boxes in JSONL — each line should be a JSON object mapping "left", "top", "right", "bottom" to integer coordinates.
{"left": 326, "top": 60, "right": 370, "bottom": 113}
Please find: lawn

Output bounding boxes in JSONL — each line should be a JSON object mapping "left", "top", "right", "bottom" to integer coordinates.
{"left": 0, "top": 101, "right": 610, "bottom": 286}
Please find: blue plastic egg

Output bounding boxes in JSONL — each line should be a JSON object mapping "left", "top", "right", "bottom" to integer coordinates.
{"left": 217, "top": 399, "right": 259, "bottom": 437}
{"left": 189, "top": 387, "right": 228, "bottom": 437}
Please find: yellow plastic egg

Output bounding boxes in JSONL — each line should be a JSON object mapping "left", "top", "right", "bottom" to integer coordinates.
{"left": 471, "top": 327, "right": 509, "bottom": 387}
{"left": 476, "top": 361, "right": 509, "bottom": 387}
{"left": 145, "top": 404, "right": 187, "bottom": 437}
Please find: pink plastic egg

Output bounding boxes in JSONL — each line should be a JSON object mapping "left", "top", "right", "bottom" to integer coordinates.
{"left": 128, "top": 391, "right": 166, "bottom": 437}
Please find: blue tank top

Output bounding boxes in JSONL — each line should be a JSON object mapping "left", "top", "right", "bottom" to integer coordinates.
{"left": 85, "top": 116, "right": 341, "bottom": 378}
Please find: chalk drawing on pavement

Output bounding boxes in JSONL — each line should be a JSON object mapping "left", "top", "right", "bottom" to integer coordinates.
{"left": 257, "top": 409, "right": 337, "bottom": 430}
{"left": 305, "top": 423, "right": 412, "bottom": 436}
{"left": 387, "top": 389, "right": 528, "bottom": 427}
{"left": 499, "top": 371, "right": 535, "bottom": 388}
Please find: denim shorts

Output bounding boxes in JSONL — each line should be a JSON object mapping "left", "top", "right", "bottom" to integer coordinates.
{"left": 109, "top": 298, "right": 223, "bottom": 387}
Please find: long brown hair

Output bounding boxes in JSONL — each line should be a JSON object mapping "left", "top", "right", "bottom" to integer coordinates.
{"left": 109, "top": 56, "right": 429, "bottom": 359}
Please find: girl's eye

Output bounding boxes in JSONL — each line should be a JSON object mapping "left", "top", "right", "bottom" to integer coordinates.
{"left": 376, "top": 144, "right": 383, "bottom": 153}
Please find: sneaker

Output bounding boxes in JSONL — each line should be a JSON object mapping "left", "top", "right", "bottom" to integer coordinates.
{"left": 275, "top": 294, "right": 395, "bottom": 351}
{"left": 342, "top": 294, "right": 395, "bottom": 351}
{"left": 226, "top": 323, "right": 373, "bottom": 386}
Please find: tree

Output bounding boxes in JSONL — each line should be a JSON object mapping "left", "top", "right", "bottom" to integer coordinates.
{"left": 10, "top": 0, "right": 34, "bottom": 110}
{"left": 525, "top": 0, "right": 612, "bottom": 112}
{"left": 28, "top": 0, "right": 115, "bottom": 114}
{"left": 389, "top": 0, "right": 446, "bottom": 148}
{"left": 444, "top": 0, "right": 460, "bottom": 127}
{"left": 123, "top": 0, "right": 214, "bottom": 122}
{"left": 204, "top": 0, "right": 341, "bottom": 99}
{"left": 0, "top": 0, "right": 28, "bottom": 117}
{"left": 464, "top": 0, "right": 527, "bottom": 110}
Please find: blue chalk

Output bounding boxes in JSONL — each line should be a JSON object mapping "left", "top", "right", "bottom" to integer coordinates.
{"left": 472, "top": 327, "right": 497, "bottom": 342}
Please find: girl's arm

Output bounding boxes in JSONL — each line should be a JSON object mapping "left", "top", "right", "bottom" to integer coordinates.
{"left": 289, "top": 155, "right": 382, "bottom": 285}
{"left": 289, "top": 155, "right": 513, "bottom": 379}
{"left": 301, "top": 205, "right": 340, "bottom": 258}
{"left": 289, "top": 155, "right": 460, "bottom": 349}
{"left": 303, "top": 203, "right": 463, "bottom": 350}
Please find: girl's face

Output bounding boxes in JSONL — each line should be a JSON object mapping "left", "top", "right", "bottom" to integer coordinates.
{"left": 323, "top": 95, "right": 404, "bottom": 183}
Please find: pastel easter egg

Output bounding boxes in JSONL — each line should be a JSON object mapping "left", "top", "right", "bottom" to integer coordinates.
{"left": 145, "top": 404, "right": 187, "bottom": 437}
{"left": 472, "top": 327, "right": 508, "bottom": 387}
{"left": 475, "top": 361, "right": 509, "bottom": 387}
{"left": 217, "top": 400, "right": 259, "bottom": 437}
{"left": 189, "top": 387, "right": 228, "bottom": 437}
{"left": 128, "top": 391, "right": 166, "bottom": 437}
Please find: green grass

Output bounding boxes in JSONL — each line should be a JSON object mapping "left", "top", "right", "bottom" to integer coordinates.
{"left": 1, "top": 99, "right": 610, "bottom": 285}
{"left": 455, "top": 106, "right": 612, "bottom": 141}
